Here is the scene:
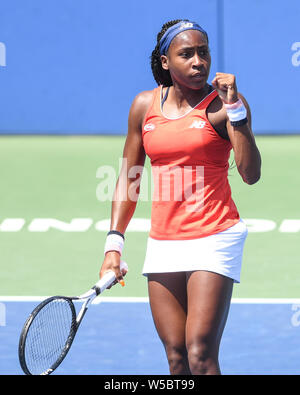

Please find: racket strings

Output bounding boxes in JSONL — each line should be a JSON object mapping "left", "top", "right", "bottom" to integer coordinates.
{"left": 24, "top": 298, "right": 76, "bottom": 375}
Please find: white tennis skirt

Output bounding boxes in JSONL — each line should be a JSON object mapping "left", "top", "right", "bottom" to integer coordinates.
{"left": 142, "top": 219, "right": 248, "bottom": 283}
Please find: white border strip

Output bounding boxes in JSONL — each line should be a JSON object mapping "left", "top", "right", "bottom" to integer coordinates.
{"left": 1, "top": 296, "right": 300, "bottom": 304}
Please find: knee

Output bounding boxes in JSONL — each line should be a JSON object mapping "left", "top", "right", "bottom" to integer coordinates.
{"left": 187, "top": 339, "right": 219, "bottom": 375}
{"left": 164, "top": 342, "right": 188, "bottom": 374}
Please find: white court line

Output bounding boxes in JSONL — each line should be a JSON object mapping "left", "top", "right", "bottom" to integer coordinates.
{"left": 1, "top": 296, "right": 300, "bottom": 304}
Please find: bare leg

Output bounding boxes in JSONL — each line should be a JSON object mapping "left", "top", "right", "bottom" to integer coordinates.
{"left": 185, "top": 271, "right": 233, "bottom": 375}
{"left": 147, "top": 272, "right": 191, "bottom": 375}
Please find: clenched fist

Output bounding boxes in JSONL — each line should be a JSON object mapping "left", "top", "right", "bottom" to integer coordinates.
{"left": 211, "top": 72, "right": 239, "bottom": 104}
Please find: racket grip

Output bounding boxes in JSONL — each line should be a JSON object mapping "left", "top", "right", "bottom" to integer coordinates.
{"left": 94, "top": 261, "right": 128, "bottom": 295}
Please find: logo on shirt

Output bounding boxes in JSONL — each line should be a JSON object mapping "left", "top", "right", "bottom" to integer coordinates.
{"left": 189, "top": 120, "right": 206, "bottom": 129}
{"left": 144, "top": 123, "right": 155, "bottom": 132}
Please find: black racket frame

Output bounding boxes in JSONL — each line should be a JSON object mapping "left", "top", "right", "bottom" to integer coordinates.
{"left": 18, "top": 296, "right": 80, "bottom": 376}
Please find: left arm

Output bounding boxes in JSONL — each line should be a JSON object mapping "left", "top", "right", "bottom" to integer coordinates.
{"left": 212, "top": 73, "right": 261, "bottom": 185}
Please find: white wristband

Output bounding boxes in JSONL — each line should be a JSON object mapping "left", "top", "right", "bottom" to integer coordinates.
{"left": 224, "top": 99, "right": 247, "bottom": 122}
{"left": 104, "top": 233, "right": 124, "bottom": 256}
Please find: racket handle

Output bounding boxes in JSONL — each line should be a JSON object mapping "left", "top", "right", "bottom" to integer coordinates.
{"left": 94, "top": 261, "right": 128, "bottom": 295}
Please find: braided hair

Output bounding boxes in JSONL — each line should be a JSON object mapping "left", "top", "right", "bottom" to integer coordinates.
{"left": 151, "top": 19, "right": 184, "bottom": 87}
{"left": 150, "top": 19, "right": 209, "bottom": 87}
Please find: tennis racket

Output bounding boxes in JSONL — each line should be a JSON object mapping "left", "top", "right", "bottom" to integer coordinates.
{"left": 18, "top": 261, "right": 128, "bottom": 375}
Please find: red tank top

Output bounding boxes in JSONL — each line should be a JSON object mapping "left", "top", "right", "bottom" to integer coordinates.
{"left": 142, "top": 86, "right": 240, "bottom": 240}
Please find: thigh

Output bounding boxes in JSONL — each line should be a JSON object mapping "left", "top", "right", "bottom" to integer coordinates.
{"left": 147, "top": 272, "right": 188, "bottom": 346}
{"left": 186, "top": 271, "right": 233, "bottom": 354}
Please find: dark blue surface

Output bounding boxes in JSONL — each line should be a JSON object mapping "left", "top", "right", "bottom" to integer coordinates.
{"left": 1, "top": 301, "right": 300, "bottom": 375}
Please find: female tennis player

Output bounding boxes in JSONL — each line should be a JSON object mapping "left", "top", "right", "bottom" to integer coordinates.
{"left": 100, "top": 19, "right": 261, "bottom": 375}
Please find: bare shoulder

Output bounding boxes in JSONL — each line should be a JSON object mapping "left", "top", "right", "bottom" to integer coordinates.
{"left": 130, "top": 89, "right": 155, "bottom": 113}
{"left": 128, "top": 89, "right": 156, "bottom": 129}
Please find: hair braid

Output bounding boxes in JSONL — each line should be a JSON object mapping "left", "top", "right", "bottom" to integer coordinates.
{"left": 150, "top": 19, "right": 185, "bottom": 87}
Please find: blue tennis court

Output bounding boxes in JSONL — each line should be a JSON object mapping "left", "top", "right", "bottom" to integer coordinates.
{"left": 1, "top": 299, "right": 299, "bottom": 375}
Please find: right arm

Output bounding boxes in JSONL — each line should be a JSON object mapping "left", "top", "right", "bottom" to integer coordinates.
{"left": 99, "top": 90, "right": 153, "bottom": 284}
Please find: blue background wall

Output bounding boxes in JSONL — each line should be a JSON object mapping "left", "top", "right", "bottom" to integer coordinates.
{"left": 0, "top": 0, "right": 299, "bottom": 135}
